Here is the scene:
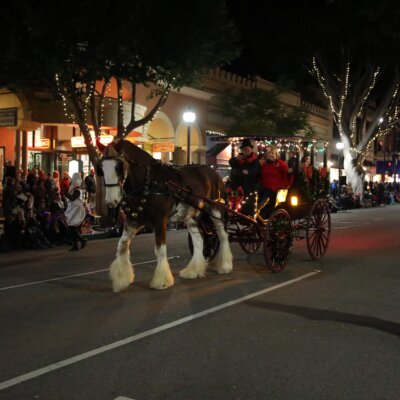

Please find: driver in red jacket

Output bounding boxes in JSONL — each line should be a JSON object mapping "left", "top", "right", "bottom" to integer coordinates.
{"left": 258, "top": 147, "right": 289, "bottom": 218}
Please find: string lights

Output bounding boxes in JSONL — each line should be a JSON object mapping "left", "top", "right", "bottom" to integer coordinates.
{"left": 310, "top": 58, "right": 400, "bottom": 169}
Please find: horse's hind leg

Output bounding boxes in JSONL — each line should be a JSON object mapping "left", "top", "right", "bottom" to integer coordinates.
{"left": 150, "top": 218, "right": 174, "bottom": 289}
{"left": 179, "top": 217, "right": 207, "bottom": 279}
{"left": 211, "top": 208, "right": 233, "bottom": 275}
{"left": 110, "top": 223, "right": 140, "bottom": 293}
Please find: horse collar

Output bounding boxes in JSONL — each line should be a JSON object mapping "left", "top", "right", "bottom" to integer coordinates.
{"left": 121, "top": 164, "right": 152, "bottom": 220}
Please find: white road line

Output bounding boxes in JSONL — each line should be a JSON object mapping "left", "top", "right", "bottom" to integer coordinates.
{"left": 114, "top": 397, "right": 135, "bottom": 400}
{"left": 0, "top": 256, "right": 180, "bottom": 292}
{"left": 0, "top": 270, "right": 320, "bottom": 391}
{"left": 333, "top": 223, "right": 371, "bottom": 230}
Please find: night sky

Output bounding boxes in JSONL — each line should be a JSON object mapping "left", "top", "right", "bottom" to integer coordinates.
{"left": 224, "top": 0, "right": 400, "bottom": 93}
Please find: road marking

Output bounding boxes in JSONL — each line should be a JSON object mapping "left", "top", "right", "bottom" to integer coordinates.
{"left": 114, "top": 397, "right": 135, "bottom": 400}
{"left": 0, "top": 256, "right": 180, "bottom": 292}
{"left": 333, "top": 223, "right": 371, "bottom": 230}
{"left": 0, "top": 270, "right": 320, "bottom": 391}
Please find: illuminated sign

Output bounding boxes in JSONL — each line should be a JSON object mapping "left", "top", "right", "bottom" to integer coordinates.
{"left": 34, "top": 138, "right": 50, "bottom": 149}
{"left": 152, "top": 142, "right": 175, "bottom": 152}
{"left": 71, "top": 134, "right": 114, "bottom": 148}
{"left": 28, "top": 137, "right": 50, "bottom": 149}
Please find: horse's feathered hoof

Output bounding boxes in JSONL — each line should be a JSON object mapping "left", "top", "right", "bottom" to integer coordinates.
{"left": 216, "top": 265, "right": 233, "bottom": 275}
{"left": 112, "top": 280, "right": 132, "bottom": 293}
{"left": 110, "top": 257, "right": 134, "bottom": 293}
{"left": 179, "top": 268, "right": 206, "bottom": 279}
{"left": 149, "top": 273, "right": 174, "bottom": 289}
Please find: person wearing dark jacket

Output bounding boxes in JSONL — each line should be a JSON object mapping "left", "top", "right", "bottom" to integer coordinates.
{"left": 84, "top": 167, "right": 96, "bottom": 208}
{"left": 228, "top": 138, "right": 261, "bottom": 195}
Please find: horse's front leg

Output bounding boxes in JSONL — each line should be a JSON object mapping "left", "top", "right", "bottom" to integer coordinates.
{"left": 150, "top": 217, "right": 174, "bottom": 289}
{"left": 211, "top": 208, "right": 233, "bottom": 275}
{"left": 179, "top": 217, "right": 207, "bottom": 279}
{"left": 110, "top": 222, "right": 142, "bottom": 293}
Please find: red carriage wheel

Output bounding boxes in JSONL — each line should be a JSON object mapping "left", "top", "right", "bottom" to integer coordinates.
{"left": 263, "top": 209, "right": 293, "bottom": 273}
{"left": 238, "top": 224, "right": 261, "bottom": 254}
{"left": 306, "top": 198, "right": 331, "bottom": 260}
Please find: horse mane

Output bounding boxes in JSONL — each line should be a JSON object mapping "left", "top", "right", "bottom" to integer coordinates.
{"left": 113, "top": 139, "right": 156, "bottom": 165}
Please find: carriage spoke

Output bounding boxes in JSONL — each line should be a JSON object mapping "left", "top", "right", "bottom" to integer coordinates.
{"left": 306, "top": 199, "right": 331, "bottom": 260}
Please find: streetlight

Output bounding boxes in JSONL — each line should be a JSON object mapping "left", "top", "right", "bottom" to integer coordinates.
{"left": 183, "top": 107, "right": 196, "bottom": 164}
{"left": 336, "top": 142, "right": 344, "bottom": 194}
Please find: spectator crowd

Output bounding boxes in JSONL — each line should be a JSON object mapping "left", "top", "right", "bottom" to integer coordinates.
{"left": 330, "top": 179, "right": 400, "bottom": 210}
{"left": 1, "top": 167, "right": 97, "bottom": 251}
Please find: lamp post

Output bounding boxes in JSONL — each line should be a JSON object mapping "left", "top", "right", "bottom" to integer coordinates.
{"left": 183, "top": 108, "right": 196, "bottom": 164}
{"left": 336, "top": 142, "right": 344, "bottom": 194}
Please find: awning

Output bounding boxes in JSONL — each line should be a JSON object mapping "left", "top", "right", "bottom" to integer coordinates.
{"left": 206, "top": 142, "right": 229, "bottom": 156}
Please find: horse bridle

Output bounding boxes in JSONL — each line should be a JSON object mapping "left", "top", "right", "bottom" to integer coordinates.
{"left": 97, "top": 156, "right": 125, "bottom": 188}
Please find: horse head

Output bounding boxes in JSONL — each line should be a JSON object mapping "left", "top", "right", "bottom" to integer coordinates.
{"left": 96, "top": 139, "right": 125, "bottom": 208}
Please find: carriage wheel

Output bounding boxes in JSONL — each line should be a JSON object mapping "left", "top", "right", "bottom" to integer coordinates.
{"left": 239, "top": 224, "right": 261, "bottom": 254}
{"left": 187, "top": 214, "right": 220, "bottom": 262}
{"left": 263, "top": 209, "right": 293, "bottom": 273}
{"left": 306, "top": 198, "right": 331, "bottom": 260}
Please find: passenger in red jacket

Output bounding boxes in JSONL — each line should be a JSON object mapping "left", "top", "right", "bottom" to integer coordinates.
{"left": 258, "top": 147, "right": 289, "bottom": 218}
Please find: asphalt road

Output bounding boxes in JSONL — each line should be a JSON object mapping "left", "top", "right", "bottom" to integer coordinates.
{"left": 0, "top": 205, "right": 399, "bottom": 400}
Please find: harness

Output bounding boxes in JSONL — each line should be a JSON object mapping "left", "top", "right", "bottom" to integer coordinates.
{"left": 100, "top": 154, "right": 216, "bottom": 222}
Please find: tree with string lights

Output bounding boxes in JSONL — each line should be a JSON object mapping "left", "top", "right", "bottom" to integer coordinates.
{"left": 226, "top": 0, "right": 400, "bottom": 199}
{"left": 0, "top": 0, "right": 239, "bottom": 165}
{"left": 311, "top": 58, "right": 400, "bottom": 197}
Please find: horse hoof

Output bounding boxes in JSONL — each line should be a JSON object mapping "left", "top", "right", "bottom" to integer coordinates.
{"left": 217, "top": 268, "right": 232, "bottom": 275}
{"left": 216, "top": 263, "right": 233, "bottom": 275}
{"left": 112, "top": 283, "right": 131, "bottom": 293}
{"left": 149, "top": 281, "right": 174, "bottom": 290}
{"left": 179, "top": 269, "right": 205, "bottom": 279}
{"left": 149, "top": 273, "right": 174, "bottom": 289}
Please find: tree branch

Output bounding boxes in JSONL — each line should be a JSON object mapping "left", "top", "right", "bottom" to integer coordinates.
{"left": 357, "top": 73, "right": 400, "bottom": 151}
{"left": 124, "top": 83, "right": 171, "bottom": 137}
{"left": 89, "top": 81, "right": 100, "bottom": 137}
{"left": 116, "top": 77, "right": 125, "bottom": 137}
{"left": 97, "top": 79, "right": 109, "bottom": 133}
{"left": 66, "top": 80, "right": 98, "bottom": 164}
{"left": 128, "top": 81, "right": 136, "bottom": 128}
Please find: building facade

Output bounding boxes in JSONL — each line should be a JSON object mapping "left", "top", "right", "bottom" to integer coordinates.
{"left": 0, "top": 69, "right": 333, "bottom": 187}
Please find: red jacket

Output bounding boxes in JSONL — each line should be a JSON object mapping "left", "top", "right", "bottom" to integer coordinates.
{"left": 260, "top": 160, "right": 289, "bottom": 191}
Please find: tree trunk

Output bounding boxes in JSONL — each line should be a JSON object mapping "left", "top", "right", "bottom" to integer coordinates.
{"left": 343, "top": 149, "right": 364, "bottom": 199}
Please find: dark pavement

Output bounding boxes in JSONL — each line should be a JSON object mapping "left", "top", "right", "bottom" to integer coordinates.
{"left": 0, "top": 206, "right": 399, "bottom": 400}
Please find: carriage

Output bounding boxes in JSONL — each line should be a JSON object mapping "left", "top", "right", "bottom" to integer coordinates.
{"left": 183, "top": 135, "right": 332, "bottom": 273}
{"left": 97, "top": 136, "right": 330, "bottom": 292}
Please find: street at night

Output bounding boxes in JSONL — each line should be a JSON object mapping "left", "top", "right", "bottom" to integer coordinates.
{"left": 0, "top": 206, "right": 399, "bottom": 400}
{"left": 2, "top": 2, "right": 400, "bottom": 399}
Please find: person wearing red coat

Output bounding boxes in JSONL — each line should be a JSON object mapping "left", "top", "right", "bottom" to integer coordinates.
{"left": 258, "top": 147, "right": 289, "bottom": 218}
{"left": 60, "top": 172, "right": 71, "bottom": 199}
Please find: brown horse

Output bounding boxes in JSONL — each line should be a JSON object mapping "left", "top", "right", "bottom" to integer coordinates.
{"left": 97, "top": 139, "right": 233, "bottom": 292}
